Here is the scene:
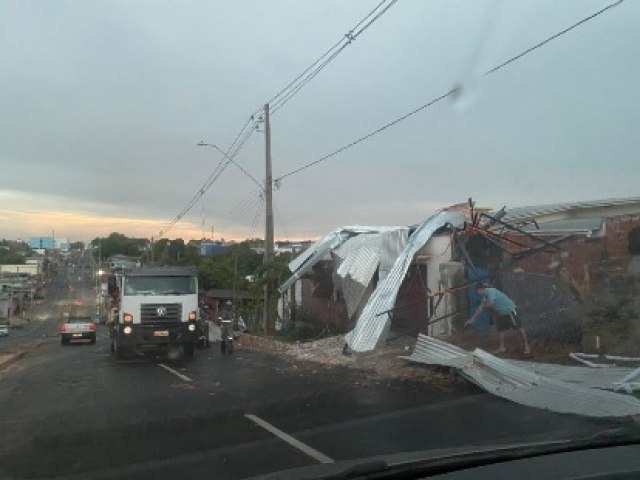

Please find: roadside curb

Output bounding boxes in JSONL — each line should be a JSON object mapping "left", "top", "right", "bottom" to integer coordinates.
{"left": 0, "top": 351, "right": 26, "bottom": 370}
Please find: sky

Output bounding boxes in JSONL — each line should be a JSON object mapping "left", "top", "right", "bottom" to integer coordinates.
{"left": 1, "top": 0, "right": 638, "bottom": 243}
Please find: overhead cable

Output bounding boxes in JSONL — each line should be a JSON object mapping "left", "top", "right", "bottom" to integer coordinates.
{"left": 271, "top": 0, "right": 399, "bottom": 115}
{"left": 159, "top": 0, "right": 399, "bottom": 237}
{"left": 158, "top": 115, "right": 259, "bottom": 237}
{"left": 275, "top": 0, "right": 623, "bottom": 182}
{"left": 248, "top": 196, "right": 265, "bottom": 239}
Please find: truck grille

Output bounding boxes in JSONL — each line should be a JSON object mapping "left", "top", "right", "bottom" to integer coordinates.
{"left": 140, "top": 303, "right": 182, "bottom": 325}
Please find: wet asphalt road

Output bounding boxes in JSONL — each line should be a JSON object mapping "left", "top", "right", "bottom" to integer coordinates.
{"left": 0, "top": 269, "right": 619, "bottom": 479}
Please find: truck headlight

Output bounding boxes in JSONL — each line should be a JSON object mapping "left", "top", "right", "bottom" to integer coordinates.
{"left": 123, "top": 326, "right": 132, "bottom": 335}
{"left": 123, "top": 313, "right": 133, "bottom": 323}
{"left": 188, "top": 323, "right": 196, "bottom": 332}
{"left": 188, "top": 311, "right": 197, "bottom": 321}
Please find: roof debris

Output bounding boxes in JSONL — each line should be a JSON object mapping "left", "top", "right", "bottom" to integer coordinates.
{"left": 403, "top": 335, "right": 640, "bottom": 417}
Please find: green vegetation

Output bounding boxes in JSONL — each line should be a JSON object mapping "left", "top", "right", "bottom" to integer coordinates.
{"left": 155, "top": 239, "right": 293, "bottom": 292}
{"left": 0, "top": 239, "right": 27, "bottom": 264}
{"left": 90, "top": 233, "right": 149, "bottom": 259}
{"left": 0, "top": 249, "right": 25, "bottom": 265}
{"left": 89, "top": 233, "right": 293, "bottom": 293}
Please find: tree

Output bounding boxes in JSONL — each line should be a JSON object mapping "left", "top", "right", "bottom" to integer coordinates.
{"left": 196, "top": 242, "right": 266, "bottom": 291}
{"left": 90, "top": 233, "right": 148, "bottom": 259}
{"left": 0, "top": 250, "right": 25, "bottom": 265}
{"left": 151, "top": 238, "right": 199, "bottom": 265}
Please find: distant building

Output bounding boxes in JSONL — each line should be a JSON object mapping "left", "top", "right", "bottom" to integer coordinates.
{"left": 0, "top": 264, "right": 41, "bottom": 276}
{"left": 252, "top": 241, "right": 313, "bottom": 256}
{"left": 200, "top": 242, "right": 231, "bottom": 257}
{"left": 55, "top": 237, "right": 70, "bottom": 252}
{"left": 108, "top": 255, "right": 139, "bottom": 270}
{"left": 28, "top": 236, "right": 70, "bottom": 252}
{"left": 28, "top": 237, "right": 54, "bottom": 250}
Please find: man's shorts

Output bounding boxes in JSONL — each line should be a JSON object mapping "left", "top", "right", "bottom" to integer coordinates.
{"left": 495, "top": 310, "right": 522, "bottom": 332}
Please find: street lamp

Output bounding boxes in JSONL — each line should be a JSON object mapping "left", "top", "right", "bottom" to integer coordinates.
{"left": 197, "top": 141, "right": 263, "bottom": 189}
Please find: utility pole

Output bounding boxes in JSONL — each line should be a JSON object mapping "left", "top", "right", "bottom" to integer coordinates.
{"left": 233, "top": 252, "right": 237, "bottom": 320}
{"left": 263, "top": 103, "right": 275, "bottom": 334}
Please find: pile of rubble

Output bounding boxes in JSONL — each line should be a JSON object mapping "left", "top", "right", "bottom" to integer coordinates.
{"left": 239, "top": 333, "right": 450, "bottom": 383}
{"left": 239, "top": 334, "right": 353, "bottom": 366}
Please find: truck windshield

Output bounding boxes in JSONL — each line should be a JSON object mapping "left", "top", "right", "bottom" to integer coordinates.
{"left": 123, "top": 276, "right": 196, "bottom": 296}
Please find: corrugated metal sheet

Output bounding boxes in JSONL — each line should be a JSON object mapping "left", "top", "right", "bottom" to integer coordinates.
{"left": 281, "top": 230, "right": 349, "bottom": 292}
{"left": 336, "top": 246, "right": 379, "bottom": 285}
{"left": 335, "top": 246, "right": 380, "bottom": 318}
{"left": 281, "top": 226, "right": 404, "bottom": 293}
{"left": 404, "top": 335, "right": 640, "bottom": 417}
{"left": 499, "top": 196, "right": 640, "bottom": 225}
{"left": 346, "top": 211, "right": 464, "bottom": 352}
{"left": 510, "top": 360, "right": 637, "bottom": 390}
{"left": 407, "top": 334, "right": 470, "bottom": 368}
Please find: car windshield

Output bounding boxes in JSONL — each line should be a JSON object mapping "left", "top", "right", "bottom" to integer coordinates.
{"left": 1, "top": 1, "right": 639, "bottom": 479}
{"left": 123, "top": 276, "right": 197, "bottom": 296}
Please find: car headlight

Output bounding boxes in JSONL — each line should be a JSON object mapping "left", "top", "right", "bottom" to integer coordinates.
{"left": 123, "top": 326, "right": 132, "bottom": 335}
{"left": 188, "top": 323, "right": 196, "bottom": 332}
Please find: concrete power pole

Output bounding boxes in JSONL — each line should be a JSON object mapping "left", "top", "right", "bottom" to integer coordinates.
{"left": 263, "top": 103, "right": 275, "bottom": 334}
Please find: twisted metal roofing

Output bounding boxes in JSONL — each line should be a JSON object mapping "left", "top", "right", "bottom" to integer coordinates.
{"left": 346, "top": 211, "right": 464, "bottom": 352}
{"left": 404, "top": 335, "right": 640, "bottom": 418}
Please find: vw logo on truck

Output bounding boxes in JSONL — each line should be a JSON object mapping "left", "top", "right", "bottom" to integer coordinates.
{"left": 156, "top": 306, "right": 167, "bottom": 317}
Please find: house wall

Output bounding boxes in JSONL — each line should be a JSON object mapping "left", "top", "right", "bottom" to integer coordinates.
{"left": 605, "top": 215, "right": 640, "bottom": 258}
{"left": 392, "top": 264, "right": 428, "bottom": 337}
{"left": 506, "top": 215, "right": 640, "bottom": 285}
{"left": 299, "top": 278, "right": 349, "bottom": 330}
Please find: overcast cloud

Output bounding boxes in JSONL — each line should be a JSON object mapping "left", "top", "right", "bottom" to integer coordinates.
{"left": 1, "top": 0, "right": 638, "bottom": 242}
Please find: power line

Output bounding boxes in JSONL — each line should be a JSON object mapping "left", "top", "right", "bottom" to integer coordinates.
{"left": 270, "top": 0, "right": 399, "bottom": 116}
{"left": 199, "top": 142, "right": 263, "bottom": 189}
{"left": 159, "top": 0, "right": 399, "bottom": 238}
{"left": 273, "top": 197, "right": 289, "bottom": 240}
{"left": 275, "top": 0, "right": 623, "bottom": 182}
{"left": 248, "top": 196, "right": 265, "bottom": 239}
{"left": 158, "top": 115, "right": 259, "bottom": 238}
{"left": 267, "top": 0, "right": 392, "bottom": 108}
{"left": 484, "top": 0, "right": 623, "bottom": 76}
{"left": 216, "top": 189, "right": 263, "bottom": 233}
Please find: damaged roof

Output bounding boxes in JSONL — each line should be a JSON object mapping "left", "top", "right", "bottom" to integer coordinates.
{"left": 280, "top": 211, "right": 463, "bottom": 353}
{"left": 500, "top": 196, "right": 640, "bottom": 225}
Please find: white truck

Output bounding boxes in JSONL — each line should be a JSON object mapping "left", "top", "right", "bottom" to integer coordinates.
{"left": 108, "top": 266, "right": 199, "bottom": 360}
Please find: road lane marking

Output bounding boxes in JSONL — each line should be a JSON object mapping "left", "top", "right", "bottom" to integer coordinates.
{"left": 158, "top": 363, "right": 192, "bottom": 382}
{"left": 245, "top": 413, "right": 334, "bottom": 464}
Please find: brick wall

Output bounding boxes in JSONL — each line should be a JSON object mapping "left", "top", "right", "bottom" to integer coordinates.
{"left": 300, "top": 278, "right": 349, "bottom": 329}
{"left": 504, "top": 215, "right": 640, "bottom": 284}
{"left": 605, "top": 215, "right": 640, "bottom": 258}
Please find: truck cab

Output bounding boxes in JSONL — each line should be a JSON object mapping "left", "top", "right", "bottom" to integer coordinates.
{"left": 109, "top": 266, "right": 199, "bottom": 360}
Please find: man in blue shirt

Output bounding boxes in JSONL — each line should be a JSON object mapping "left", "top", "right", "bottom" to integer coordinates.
{"left": 466, "top": 281, "right": 531, "bottom": 355}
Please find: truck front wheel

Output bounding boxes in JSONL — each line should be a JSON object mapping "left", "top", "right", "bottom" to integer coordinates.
{"left": 114, "top": 336, "right": 127, "bottom": 360}
{"left": 184, "top": 343, "right": 195, "bottom": 360}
